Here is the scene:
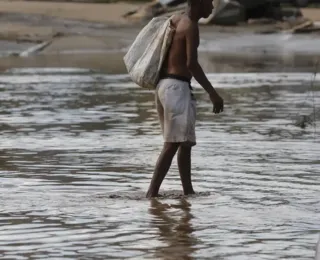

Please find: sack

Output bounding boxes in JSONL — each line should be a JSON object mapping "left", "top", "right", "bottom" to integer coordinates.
{"left": 123, "top": 16, "right": 175, "bottom": 89}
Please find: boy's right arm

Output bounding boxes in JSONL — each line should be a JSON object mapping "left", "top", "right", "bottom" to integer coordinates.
{"left": 186, "top": 22, "right": 224, "bottom": 114}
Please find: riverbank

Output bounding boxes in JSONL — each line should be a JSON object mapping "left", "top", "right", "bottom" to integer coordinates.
{"left": 1, "top": 1, "right": 320, "bottom": 73}
{"left": 1, "top": 1, "right": 320, "bottom": 42}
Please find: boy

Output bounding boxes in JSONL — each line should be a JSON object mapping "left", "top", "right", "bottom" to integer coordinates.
{"left": 146, "top": 0, "right": 224, "bottom": 198}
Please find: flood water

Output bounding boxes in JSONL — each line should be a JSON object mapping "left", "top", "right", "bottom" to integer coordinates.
{"left": 0, "top": 68, "right": 319, "bottom": 259}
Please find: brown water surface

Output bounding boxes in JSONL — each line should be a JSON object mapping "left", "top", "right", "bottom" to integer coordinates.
{"left": 0, "top": 68, "right": 319, "bottom": 259}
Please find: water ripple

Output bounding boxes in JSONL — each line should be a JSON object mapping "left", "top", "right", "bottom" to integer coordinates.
{"left": 0, "top": 68, "right": 319, "bottom": 259}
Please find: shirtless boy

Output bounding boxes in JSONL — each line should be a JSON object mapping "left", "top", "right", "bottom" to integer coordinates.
{"left": 146, "top": 0, "right": 224, "bottom": 198}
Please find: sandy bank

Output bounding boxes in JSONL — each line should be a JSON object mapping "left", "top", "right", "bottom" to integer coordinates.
{"left": 0, "top": 1, "right": 139, "bottom": 25}
{"left": 1, "top": 1, "right": 319, "bottom": 23}
{"left": 301, "top": 8, "right": 320, "bottom": 22}
{"left": 0, "top": 1, "right": 319, "bottom": 43}
{"left": 0, "top": 1, "right": 320, "bottom": 74}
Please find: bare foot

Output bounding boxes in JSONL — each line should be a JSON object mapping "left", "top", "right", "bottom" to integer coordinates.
{"left": 184, "top": 189, "right": 195, "bottom": 196}
{"left": 146, "top": 190, "right": 159, "bottom": 198}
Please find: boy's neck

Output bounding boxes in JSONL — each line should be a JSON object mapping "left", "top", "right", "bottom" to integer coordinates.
{"left": 187, "top": 7, "right": 200, "bottom": 22}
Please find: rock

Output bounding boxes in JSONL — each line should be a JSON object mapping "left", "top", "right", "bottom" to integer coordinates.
{"left": 200, "top": 0, "right": 246, "bottom": 26}
{"left": 123, "top": 0, "right": 165, "bottom": 21}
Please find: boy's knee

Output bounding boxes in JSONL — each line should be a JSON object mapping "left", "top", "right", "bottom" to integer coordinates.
{"left": 180, "top": 142, "right": 194, "bottom": 149}
{"left": 163, "top": 142, "right": 180, "bottom": 152}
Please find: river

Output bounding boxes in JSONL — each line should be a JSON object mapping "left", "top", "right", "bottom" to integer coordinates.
{"left": 0, "top": 68, "right": 319, "bottom": 259}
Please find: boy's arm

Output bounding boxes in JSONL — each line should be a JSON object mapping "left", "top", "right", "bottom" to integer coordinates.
{"left": 186, "top": 22, "right": 224, "bottom": 113}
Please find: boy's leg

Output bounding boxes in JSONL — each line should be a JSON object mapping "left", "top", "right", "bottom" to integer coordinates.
{"left": 146, "top": 142, "right": 180, "bottom": 198}
{"left": 177, "top": 145, "right": 195, "bottom": 195}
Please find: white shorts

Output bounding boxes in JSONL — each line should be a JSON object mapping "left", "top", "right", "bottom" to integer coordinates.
{"left": 155, "top": 78, "right": 197, "bottom": 146}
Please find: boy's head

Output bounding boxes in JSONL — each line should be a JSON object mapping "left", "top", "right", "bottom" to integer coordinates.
{"left": 188, "top": 0, "right": 213, "bottom": 19}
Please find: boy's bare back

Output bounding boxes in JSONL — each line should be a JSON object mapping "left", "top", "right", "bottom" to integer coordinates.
{"left": 162, "top": 14, "right": 199, "bottom": 80}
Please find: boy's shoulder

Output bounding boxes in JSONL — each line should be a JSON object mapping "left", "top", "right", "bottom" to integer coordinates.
{"left": 174, "top": 14, "right": 198, "bottom": 33}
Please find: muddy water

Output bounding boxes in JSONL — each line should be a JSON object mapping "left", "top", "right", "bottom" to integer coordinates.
{"left": 0, "top": 68, "right": 319, "bottom": 259}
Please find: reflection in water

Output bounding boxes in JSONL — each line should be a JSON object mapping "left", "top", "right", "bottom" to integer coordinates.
{"left": 149, "top": 199, "right": 197, "bottom": 260}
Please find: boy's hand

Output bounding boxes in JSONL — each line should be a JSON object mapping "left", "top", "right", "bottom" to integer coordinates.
{"left": 210, "top": 93, "right": 224, "bottom": 114}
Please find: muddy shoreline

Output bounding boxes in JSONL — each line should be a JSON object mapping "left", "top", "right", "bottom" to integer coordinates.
{"left": 1, "top": 1, "right": 320, "bottom": 73}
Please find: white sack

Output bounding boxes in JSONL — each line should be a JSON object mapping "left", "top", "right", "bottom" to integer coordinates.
{"left": 124, "top": 16, "right": 175, "bottom": 89}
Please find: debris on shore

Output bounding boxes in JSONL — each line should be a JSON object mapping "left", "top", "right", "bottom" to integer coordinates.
{"left": 123, "top": 0, "right": 320, "bottom": 34}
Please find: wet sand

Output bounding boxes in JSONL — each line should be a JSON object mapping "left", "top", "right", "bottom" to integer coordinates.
{"left": 0, "top": 1, "right": 138, "bottom": 25}
{"left": 0, "top": 2, "right": 318, "bottom": 43}
{"left": 301, "top": 8, "right": 320, "bottom": 22}
{"left": 0, "top": 1, "right": 320, "bottom": 73}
